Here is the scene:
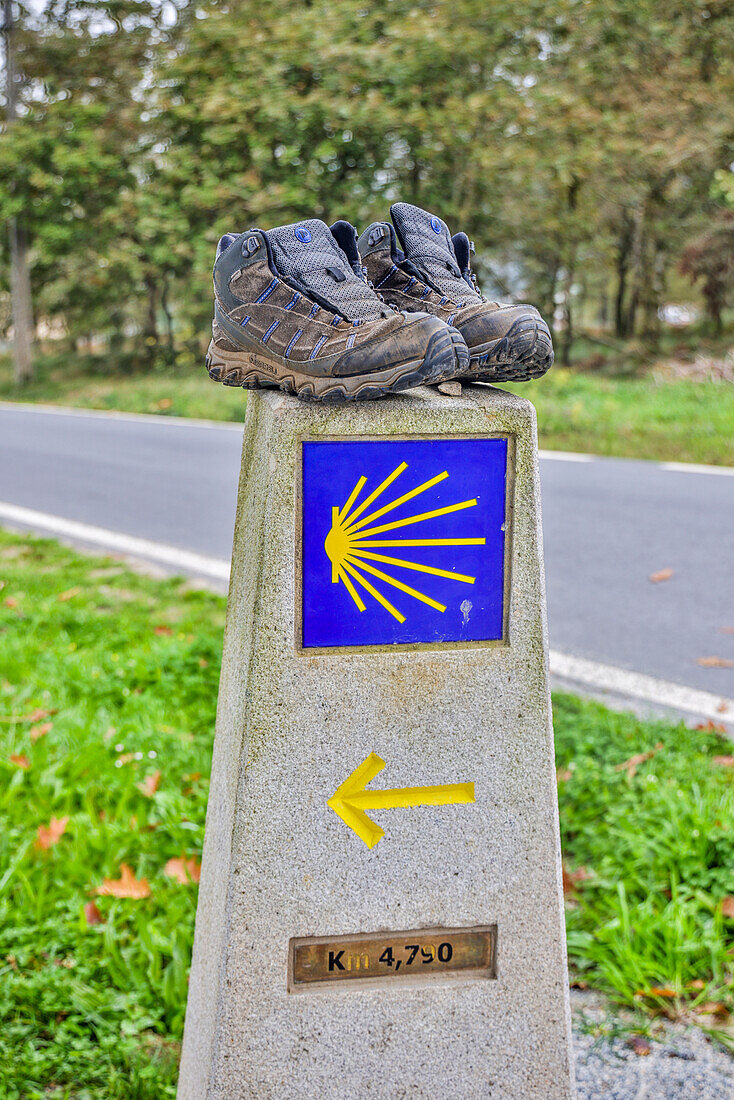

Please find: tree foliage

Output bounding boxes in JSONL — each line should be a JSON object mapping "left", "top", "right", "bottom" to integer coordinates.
{"left": 1, "top": 0, "right": 732, "bottom": 367}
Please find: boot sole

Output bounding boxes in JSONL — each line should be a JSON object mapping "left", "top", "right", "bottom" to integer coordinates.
{"left": 205, "top": 327, "right": 466, "bottom": 403}
{"left": 461, "top": 316, "right": 554, "bottom": 383}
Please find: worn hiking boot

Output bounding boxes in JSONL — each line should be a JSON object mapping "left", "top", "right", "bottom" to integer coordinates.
{"left": 358, "top": 203, "right": 553, "bottom": 383}
{"left": 206, "top": 218, "right": 468, "bottom": 402}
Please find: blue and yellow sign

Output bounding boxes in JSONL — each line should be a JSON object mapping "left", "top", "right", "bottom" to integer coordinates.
{"left": 301, "top": 438, "right": 508, "bottom": 649}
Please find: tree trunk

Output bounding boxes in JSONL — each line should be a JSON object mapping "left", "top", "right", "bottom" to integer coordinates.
{"left": 625, "top": 205, "right": 646, "bottom": 338}
{"left": 161, "top": 280, "right": 175, "bottom": 350}
{"left": 144, "top": 276, "right": 158, "bottom": 344}
{"left": 4, "top": 0, "right": 34, "bottom": 384}
{"left": 8, "top": 217, "right": 34, "bottom": 384}
{"left": 614, "top": 215, "right": 632, "bottom": 337}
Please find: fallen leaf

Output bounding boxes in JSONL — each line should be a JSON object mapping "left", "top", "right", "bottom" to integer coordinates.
{"left": 164, "top": 856, "right": 201, "bottom": 884}
{"left": 198, "top": 657, "right": 209, "bottom": 668}
{"left": 615, "top": 742, "right": 664, "bottom": 779}
{"left": 696, "top": 1002, "right": 729, "bottom": 1017}
{"left": 137, "top": 770, "right": 161, "bottom": 797}
{"left": 694, "top": 720, "right": 728, "bottom": 733}
{"left": 30, "top": 722, "right": 52, "bottom": 742}
{"left": 713, "top": 756, "right": 734, "bottom": 767}
{"left": 648, "top": 987, "right": 676, "bottom": 998}
{"left": 35, "top": 816, "right": 69, "bottom": 850}
{"left": 4, "top": 596, "right": 19, "bottom": 609}
{"left": 183, "top": 772, "right": 202, "bottom": 783}
{"left": 556, "top": 767, "right": 573, "bottom": 782}
{"left": 156, "top": 398, "right": 173, "bottom": 410}
{"left": 10, "top": 753, "right": 29, "bottom": 768}
{"left": 688, "top": 979, "right": 706, "bottom": 990}
{"left": 0, "top": 707, "right": 55, "bottom": 725}
{"left": 562, "top": 864, "right": 591, "bottom": 896}
{"left": 154, "top": 625, "right": 173, "bottom": 636}
{"left": 84, "top": 901, "right": 104, "bottom": 926}
{"left": 58, "top": 586, "right": 82, "bottom": 602}
{"left": 627, "top": 1035, "right": 651, "bottom": 1056}
{"left": 96, "top": 864, "right": 151, "bottom": 899}
{"left": 649, "top": 568, "right": 674, "bottom": 584}
{"left": 721, "top": 897, "right": 734, "bottom": 919}
{"left": 717, "top": 701, "right": 730, "bottom": 713}
{"left": 697, "top": 656, "right": 734, "bottom": 668}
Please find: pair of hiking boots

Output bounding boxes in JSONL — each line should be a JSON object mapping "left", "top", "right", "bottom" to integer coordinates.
{"left": 207, "top": 202, "right": 553, "bottom": 403}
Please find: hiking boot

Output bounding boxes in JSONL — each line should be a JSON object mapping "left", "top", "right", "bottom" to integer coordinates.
{"left": 206, "top": 218, "right": 468, "bottom": 402}
{"left": 358, "top": 203, "right": 553, "bottom": 383}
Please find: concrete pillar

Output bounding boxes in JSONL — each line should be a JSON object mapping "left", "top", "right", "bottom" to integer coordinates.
{"left": 178, "top": 384, "right": 575, "bottom": 1099}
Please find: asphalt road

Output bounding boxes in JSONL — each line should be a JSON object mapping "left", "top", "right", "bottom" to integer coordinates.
{"left": 1, "top": 402, "right": 732, "bottom": 707}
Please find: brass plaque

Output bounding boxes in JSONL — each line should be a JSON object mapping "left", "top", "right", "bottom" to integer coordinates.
{"left": 289, "top": 925, "right": 496, "bottom": 991}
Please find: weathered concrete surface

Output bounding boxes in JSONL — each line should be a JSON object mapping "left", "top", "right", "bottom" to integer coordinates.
{"left": 178, "top": 384, "right": 575, "bottom": 1099}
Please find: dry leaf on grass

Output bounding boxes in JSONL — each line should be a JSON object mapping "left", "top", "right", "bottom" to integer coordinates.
{"left": 30, "top": 722, "right": 52, "bottom": 742}
{"left": 648, "top": 568, "right": 674, "bottom": 583}
{"left": 84, "top": 901, "right": 104, "bottom": 926}
{"left": 694, "top": 720, "right": 728, "bottom": 733}
{"left": 0, "top": 707, "right": 55, "bottom": 725}
{"left": 713, "top": 756, "right": 734, "bottom": 767}
{"left": 556, "top": 767, "right": 573, "bottom": 782}
{"left": 156, "top": 398, "right": 173, "bottom": 410}
{"left": 695, "top": 1002, "right": 729, "bottom": 1017}
{"left": 562, "top": 864, "right": 592, "bottom": 897}
{"left": 636, "top": 986, "right": 676, "bottom": 998}
{"left": 627, "top": 1035, "right": 651, "bottom": 1056}
{"left": 697, "top": 656, "right": 734, "bottom": 668}
{"left": 164, "top": 856, "right": 201, "bottom": 884}
{"left": 35, "top": 816, "right": 69, "bottom": 850}
{"left": 688, "top": 979, "right": 706, "bottom": 990}
{"left": 10, "top": 753, "right": 29, "bottom": 768}
{"left": 96, "top": 863, "right": 151, "bottom": 899}
{"left": 137, "top": 770, "right": 161, "bottom": 797}
{"left": 4, "top": 596, "right": 19, "bottom": 609}
{"left": 154, "top": 625, "right": 173, "bottom": 636}
{"left": 720, "top": 897, "right": 734, "bottom": 919}
{"left": 58, "top": 586, "right": 82, "bottom": 602}
{"left": 615, "top": 742, "right": 664, "bottom": 779}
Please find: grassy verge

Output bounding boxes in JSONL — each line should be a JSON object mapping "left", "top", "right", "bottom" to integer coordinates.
{"left": 0, "top": 531, "right": 732, "bottom": 1096}
{"left": 0, "top": 350, "right": 246, "bottom": 424}
{"left": 1, "top": 351, "right": 733, "bottom": 464}
{"left": 503, "top": 368, "right": 734, "bottom": 466}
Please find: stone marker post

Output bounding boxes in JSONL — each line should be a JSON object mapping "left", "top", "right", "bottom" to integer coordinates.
{"left": 178, "top": 384, "right": 575, "bottom": 1099}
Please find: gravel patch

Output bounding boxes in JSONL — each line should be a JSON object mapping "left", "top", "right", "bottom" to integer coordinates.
{"left": 572, "top": 989, "right": 733, "bottom": 1099}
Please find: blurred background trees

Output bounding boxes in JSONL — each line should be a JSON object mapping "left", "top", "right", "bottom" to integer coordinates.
{"left": 1, "top": 0, "right": 732, "bottom": 380}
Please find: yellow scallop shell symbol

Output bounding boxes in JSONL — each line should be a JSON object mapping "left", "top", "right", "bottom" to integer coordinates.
{"left": 324, "top": 461, "right": 486, "bottom": 624}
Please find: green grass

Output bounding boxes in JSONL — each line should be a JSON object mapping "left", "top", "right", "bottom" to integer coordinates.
{"left": 0, "top": 530, "right": 732, "bottom": 1096}
{"left": 2, "top": 347, "right": 733, "bottom": 464}
{"left": 503, "top": 368, "right": 734, "bottom": 466}
{"left": 0, "top": 350, "right": 246, "bottom": 424}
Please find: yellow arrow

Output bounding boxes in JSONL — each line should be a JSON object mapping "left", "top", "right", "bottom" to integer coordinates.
{"left": 327, "top": 753, "right": 475, "bottom": 849}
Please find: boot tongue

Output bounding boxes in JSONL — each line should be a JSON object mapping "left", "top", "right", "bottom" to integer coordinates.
{"left": 390, "top": 202, "right": 481, "bottom": 304}
{"left": 266, "top": 218, "right": 386, "bottom": 320}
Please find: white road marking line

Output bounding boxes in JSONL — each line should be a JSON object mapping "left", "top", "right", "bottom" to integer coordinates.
{"left": 0, "top": 501, "right": 230, "bottom": 581}
{"left": 1, "top": 403, "right": 732, "bottom": 478}
{"left": 0, "top": 401, "right": 245, "bottom": 432}
{"left": 538, "top": 450, "right": 594, "bottom": 462}
{"left": 659, "top": 461, "right": 734, "bottom": 478}
{"left": 550, "top": 651, "right": 732, "bottom": 725}
{"left": 2, "top": 500, "right": 732, "bottom": 724}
